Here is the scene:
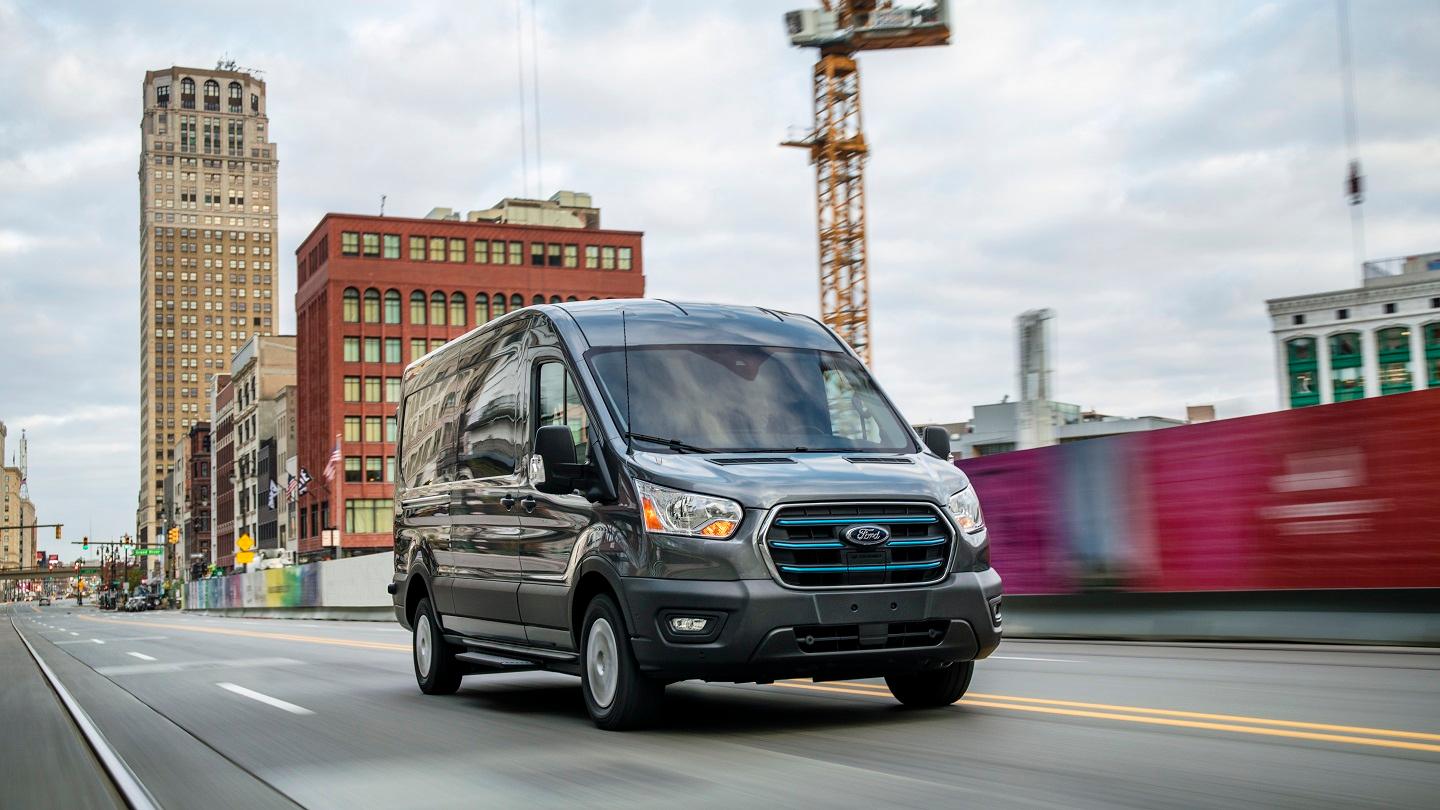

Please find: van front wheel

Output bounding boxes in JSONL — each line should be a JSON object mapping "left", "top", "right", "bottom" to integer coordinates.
{"left": 580, "top": 595, "right": 664, "bottom": 730}
{"left": 885, "top": 660, "right": 974, "bottom": 707}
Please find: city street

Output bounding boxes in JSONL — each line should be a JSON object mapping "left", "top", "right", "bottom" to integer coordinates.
{"left": 6, "top": 601, "right": 1439, "bottom": 809}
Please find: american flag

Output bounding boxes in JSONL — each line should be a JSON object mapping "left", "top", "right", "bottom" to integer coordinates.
{"left": 286, "top": 475, "right": 299, "bottom": 499}
{"left": 322, "top": 434, "right": 342, "bottom": 482}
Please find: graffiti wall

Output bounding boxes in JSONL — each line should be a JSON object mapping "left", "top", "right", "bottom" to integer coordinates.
{"left": 186, "top": 551, "right": 390, "bottom": 610}
{"left": 961, "top": 388, "right": 1440, "bottom": 594}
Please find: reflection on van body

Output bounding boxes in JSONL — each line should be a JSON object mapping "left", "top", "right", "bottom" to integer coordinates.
{"left": 392, "top": 300, "right": 1001, "bottom": 729}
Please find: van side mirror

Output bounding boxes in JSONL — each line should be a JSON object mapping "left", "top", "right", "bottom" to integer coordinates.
{"left": 921, "top": 425, "right": 951, "bottom": 459}
{"left": 535, "top": 425, "right": 584, "bottom": 495}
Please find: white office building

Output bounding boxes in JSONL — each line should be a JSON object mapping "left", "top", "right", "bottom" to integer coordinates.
{"left": 1266, "top": 252, "right": 1440, "bottom": 408}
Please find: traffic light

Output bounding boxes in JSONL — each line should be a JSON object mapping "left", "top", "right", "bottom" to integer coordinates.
{"left": 82, "top": 537, "right": 89, "bottom": 550}
{"left": 168, "top": 527, "right": 180, "bottom": 544}
{"left": 55, "top": 524, "right": 62, "bottom": 540}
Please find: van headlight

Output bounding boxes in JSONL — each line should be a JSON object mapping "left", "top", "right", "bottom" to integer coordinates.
{"left": 637, "top": 480, "right": 742, "bottom": 539}
{"left": 947, "top": 486, "right": 985, "bottom": 537}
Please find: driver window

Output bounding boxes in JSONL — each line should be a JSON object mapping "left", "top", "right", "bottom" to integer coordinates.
{"left": 537, "top": 361, "right": 589, "bottom": 464}
{"left": 823, "top": 367, "right": 880, "bottom": 444}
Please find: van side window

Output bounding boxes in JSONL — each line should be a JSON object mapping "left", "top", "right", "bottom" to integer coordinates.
{"left": 399, "top": 370, "right": 467, "bottom": 488}
{"left": 536, "top": 362, "right": 589, "bottom": 464}
{"left": 823, "top": 365, "right": 883, "bottom": 445}
{"left": 459, "top": 352, "right": 524, "bottom": 479}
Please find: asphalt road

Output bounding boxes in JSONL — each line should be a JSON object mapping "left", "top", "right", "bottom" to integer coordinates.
{"left": 6, "top": 600, "right": 1439, "bottom": 809}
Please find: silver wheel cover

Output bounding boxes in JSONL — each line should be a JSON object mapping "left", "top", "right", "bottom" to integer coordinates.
{"left": 586, "top": 616, "right": 619, "bottom": 708}
{"left": 415, "top": 613, "right": 433, "bottom": 678}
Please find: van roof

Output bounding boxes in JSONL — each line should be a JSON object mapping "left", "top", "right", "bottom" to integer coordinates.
{"left": 556, "top": 299, "right": 843, "bottom": 351}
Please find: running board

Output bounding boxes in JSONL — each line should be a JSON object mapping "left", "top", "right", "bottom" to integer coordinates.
{"left": 455, "top": 651, "right": 538, "bottom": 671}
{"left": 449, "top": 635, "right": 579, "bottom": 663}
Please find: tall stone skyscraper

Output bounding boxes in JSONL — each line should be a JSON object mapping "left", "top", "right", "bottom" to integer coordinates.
{"left": 137, "top": 64, "right": 279, "bottom": 573}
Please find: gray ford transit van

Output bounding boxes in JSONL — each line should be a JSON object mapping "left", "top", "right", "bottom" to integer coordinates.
{"left": 391, "top": 300, "right": 1001, "bottom": 729}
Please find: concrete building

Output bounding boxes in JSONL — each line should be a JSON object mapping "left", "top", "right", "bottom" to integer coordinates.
{"left": 270, "top": 386, "right": 299, "bottom": 559}
{"left": 0, "top": 423, "right": 38, "bottom": 573}
{"left": 954, "top": 400, "right": 1188, "bottom": 459}
{"left": 292, "top": 193, "right": 646, "bottom": 561}
{"left": 210, "top": 375, "right": 235, "bottom": 570}
{"left": 1267, "top": 251, "right": 1440, "bottom": 408}
{"left": 179, "top": 423, "right": 212, "bottom": 579}
{"left": 228, "top": 336, "right": 296, "bottom": 565}
{"left": 136, "top": 64, "right": 280, "bottom": 564}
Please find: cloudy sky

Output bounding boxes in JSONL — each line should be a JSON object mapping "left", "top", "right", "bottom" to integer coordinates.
{"left": 2, "top": 0, "right": 1437, "bottom": 559}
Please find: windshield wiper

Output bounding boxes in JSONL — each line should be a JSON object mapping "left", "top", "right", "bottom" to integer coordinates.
{"left": 624, "top": 432, "right": 717, "bottom": 454}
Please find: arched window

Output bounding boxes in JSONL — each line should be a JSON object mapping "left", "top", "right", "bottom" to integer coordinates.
{"left": 475, "top": 293, "right": 490, "bottom": 324}
{"left": 384, "top": 290, "right": 401, "bottom": 324}
{"left": 181, "top": 77, "right": 195, "bottom": 95}
{"left": 449, "top": 292, "right": 466, "bottom": 327}
{"left": 341, "top": 287, "right": 360, "bottom": 323}
{"left": 1284, "top": 337, "right": 1317, "bottom": 407}
{"left": 227, "top": 81, "right": 242, "bottom": 112}
{"left": 565, "top": 296, "right": 578, "bottom": 302}
{"left": 409, "top": 291, "right": 426, "bottom": 324}
{"left": 532, "top": 294, "right": 545, "bottom": 305}
{"left": 492, "top": 292, "right": 507, "bottom": 319}
{"left": 587, "top": 296, "right": 598, "bottom": 301}
{"left": 1328, "top": 332, "right": 1363, "bottom": 402}
{"left": 549, "top": 295, "right": 563, "bottom": 304}
{"left": 363, "top": 288, "right": 380, "bottom": 323}
{"left": 1375, "top": 326, "right": 1413, "bottom": 395}
{"left": 203, "top": 80, "right": 220, "bottom": 110}
{"left": 430, "top": 291, "right": 446, "bottom": 325}
{"left": 510, "top": 294, "right": 524, "bottom": 312}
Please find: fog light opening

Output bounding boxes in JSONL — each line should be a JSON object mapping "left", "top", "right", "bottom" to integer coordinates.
{"left": 668, "top": 616, "right": 711, "bottom": 634}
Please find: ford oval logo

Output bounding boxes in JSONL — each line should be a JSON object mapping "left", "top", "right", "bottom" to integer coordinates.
{"left": 844, "top": 524, "right": 890, "bottom": 546}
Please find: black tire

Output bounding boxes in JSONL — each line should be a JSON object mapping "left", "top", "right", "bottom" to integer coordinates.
{"left": 413, "top": 597, "right": 463, "bottom": 695}
{"left": 579, "top": 594, "right": 664, "bottom": 730}
{"left": 885, "top": 660, "right": 975, "bottom": 707}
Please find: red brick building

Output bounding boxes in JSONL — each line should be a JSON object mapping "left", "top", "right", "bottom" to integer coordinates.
{"left": 293, "top": 199, "right": 645, "bottom": 560}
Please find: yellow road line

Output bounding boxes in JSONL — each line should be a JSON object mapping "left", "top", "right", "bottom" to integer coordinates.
{"left": 806, "top": 680, "right": 1440, "bottom": 743}
{"left": 76, "top": 614, "right": 408, "bottom": 652}
{"left": 771, "top": 682, "right": 1440, "bottom": 754}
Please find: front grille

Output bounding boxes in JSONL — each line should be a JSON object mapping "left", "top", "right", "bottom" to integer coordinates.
{"left": 763, "top": 502, "right": 953, "bottom": 588}
{"left": 794, "top": 621, "right": 950, "bottom": 653}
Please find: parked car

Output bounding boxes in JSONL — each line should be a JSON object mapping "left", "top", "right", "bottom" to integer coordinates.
{"left": 37, "top": 596, "right": 51, "bottom": 606}
{"left": 391, "top": 301, "right": 1002, "bottom": 729}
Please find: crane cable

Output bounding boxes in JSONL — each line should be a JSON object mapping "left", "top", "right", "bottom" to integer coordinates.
{"left": 515, "top": 0, "right": 530, "bottom": 196}
{"left": 531, "top": 0, "right": 544, "bottom": 198}
{"left": 1336, "top": 0, "right": 1366, "bottom": 278}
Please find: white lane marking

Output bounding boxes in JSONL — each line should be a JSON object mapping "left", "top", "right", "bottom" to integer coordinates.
{"left": 97, "top": 657, "right": 304, "bottom": 676}
{"left": 92, "top": 639, "right": 105, "bottom": 644}
{"left": 216, "top": 682, "right": 314, "bottom": 715}
{"left": 69, "top": 631, "right": 79, "bottom": 636}
{"left": 991, "top": 655, "right": 1081, "bottom": 663}
{"left": 127, "top": 652, "right": 157, "bottom": 661}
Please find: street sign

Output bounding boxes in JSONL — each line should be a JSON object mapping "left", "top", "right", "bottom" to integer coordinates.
{"left": 237, "top": 533, "right": 255, "bottom": 552}
{"left": 235, "top": 551, "right": 256, "bottom": 565}
{"left": 132, "top": 547, "right": 164, "bottom": 556}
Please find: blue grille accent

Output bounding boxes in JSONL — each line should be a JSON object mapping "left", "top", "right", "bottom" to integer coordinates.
{"left": 776, "top": 516, "right": 937, "bottom": 526}
{"left": 770, "top": 540, "right": 846, "bottom": 549}
{"left": 779, "top": 560, "right": 945, "bottom": 573}
{"left": 886, "top": 537, "right": 948, "bottom": 547}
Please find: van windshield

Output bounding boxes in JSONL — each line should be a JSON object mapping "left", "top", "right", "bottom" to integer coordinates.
{"left": 589, "top": 344, "right": 915, "bottom": 454}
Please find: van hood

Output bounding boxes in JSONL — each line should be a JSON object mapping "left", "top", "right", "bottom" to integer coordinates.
{"left": 622, "top": 451, "right": 969, "bottom": 510}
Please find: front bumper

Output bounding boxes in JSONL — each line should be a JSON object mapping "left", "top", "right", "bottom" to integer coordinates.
{"left": 622, "top": 568, "right": 1002, "bottom": 682}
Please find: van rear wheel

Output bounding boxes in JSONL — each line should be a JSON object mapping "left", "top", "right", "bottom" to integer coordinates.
{"left": 413, "top": 597, "right": 462, "bottom": 695}
{"left": 580, "top": 594, "right": 664, "bottom": 730}
{"left": 885, "top": 660, "right": 974, "bottom": 707}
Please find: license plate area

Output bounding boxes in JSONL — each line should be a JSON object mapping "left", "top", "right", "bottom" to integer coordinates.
{"left": 814, "top": 589, "right": 929, "bottom": 624}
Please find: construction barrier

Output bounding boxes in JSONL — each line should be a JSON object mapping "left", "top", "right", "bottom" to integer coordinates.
{"left": 962, "top": 388, "right": 1440, "bottom": 594}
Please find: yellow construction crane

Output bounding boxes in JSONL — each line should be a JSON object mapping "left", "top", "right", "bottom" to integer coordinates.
{"left": 783, "top": 1, "right": 950, "bottom": 365}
